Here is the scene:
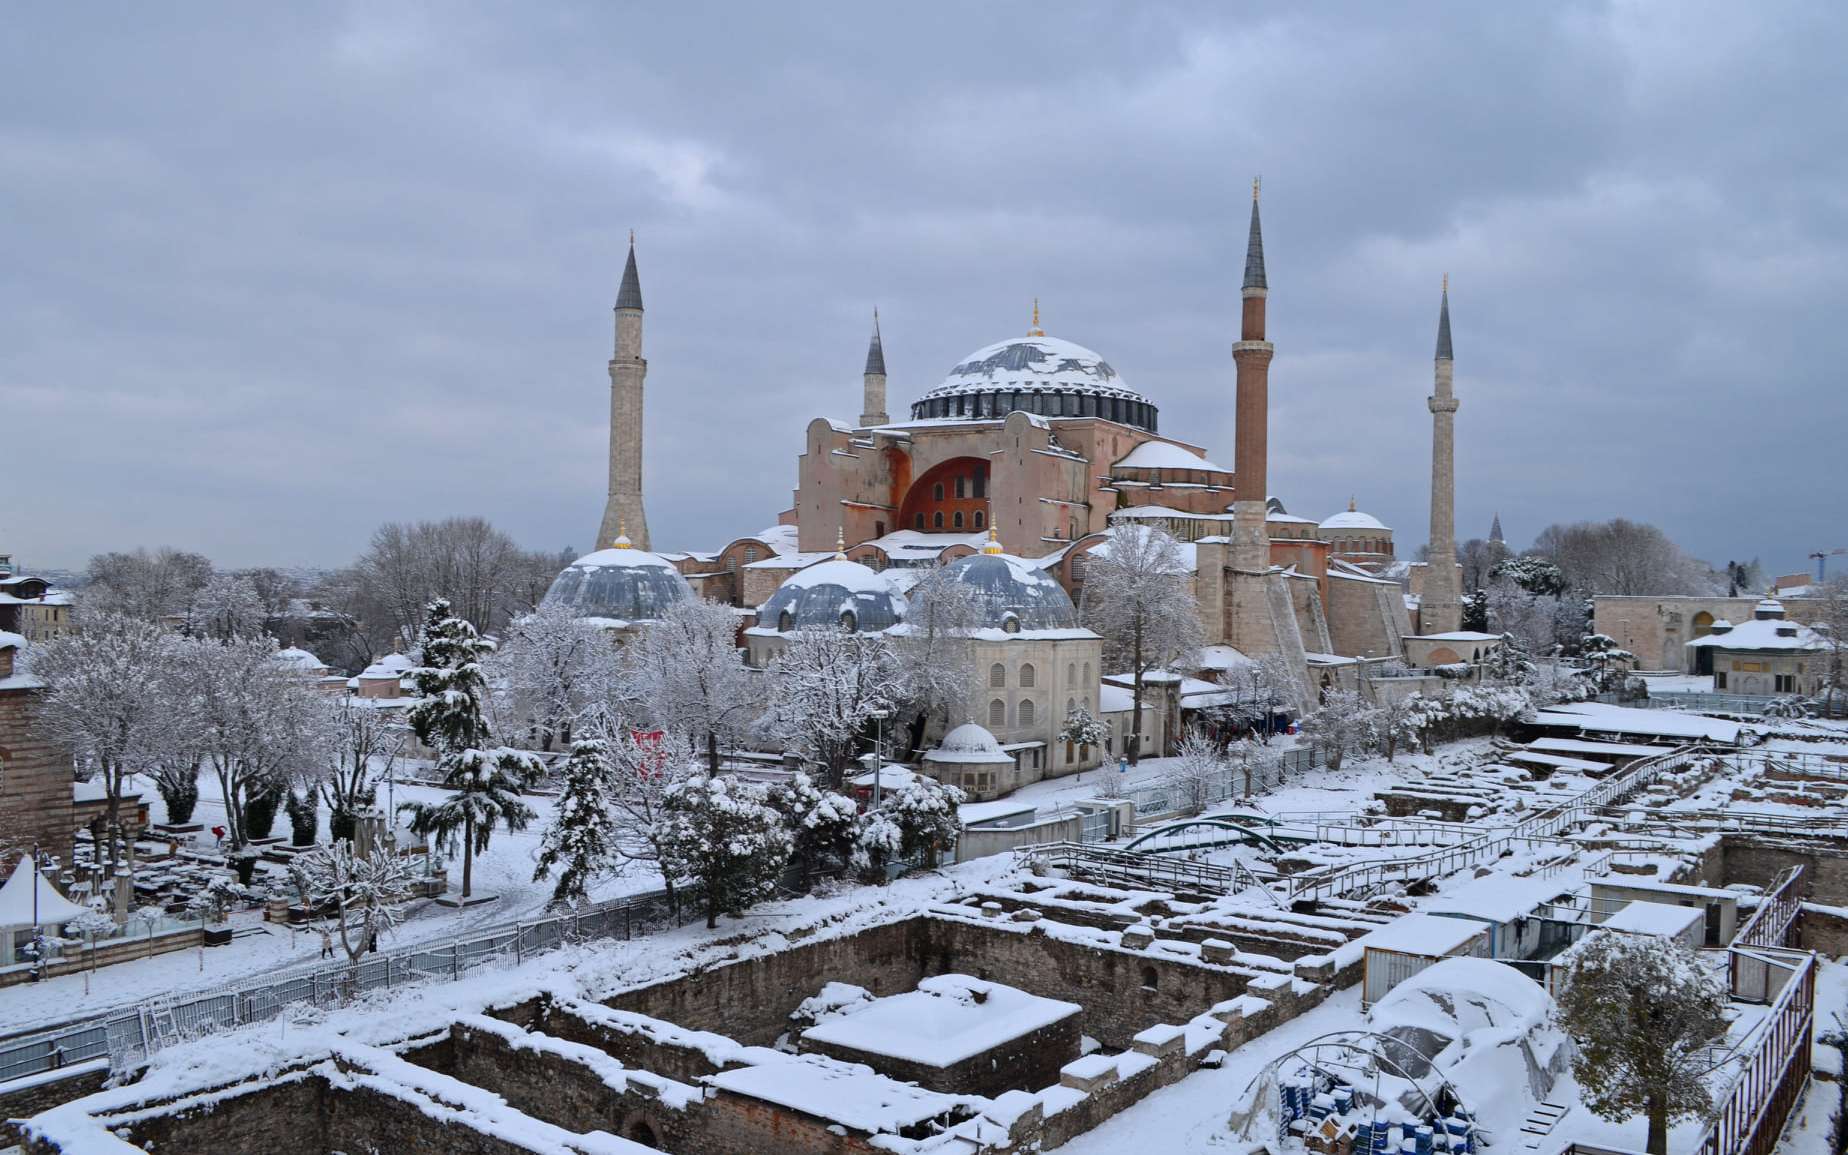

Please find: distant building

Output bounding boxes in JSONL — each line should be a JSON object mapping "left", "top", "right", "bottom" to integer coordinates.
{"left": 1594, "top": 594, "right": 1827, "bottom": 672}
{"left": 0, "top": 555, "right": 73, "bottom": 644}
{"left": 1685, "top": 599, "right": 1829, "bottom": 696}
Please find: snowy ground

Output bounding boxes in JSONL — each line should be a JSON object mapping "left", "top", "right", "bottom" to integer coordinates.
{"left": 0, "top": 768, "right": 667, "bottom": 1034}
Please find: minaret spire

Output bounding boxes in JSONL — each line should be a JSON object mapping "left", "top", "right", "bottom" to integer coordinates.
{"left": 1423, "top": 275, "right": 1461, "bottom": 633}
{"left": 1231, "top": 177, "right": 1274, "bottom": 573}
{"left": 598, "top": 233, "right": 651, "bottom": 550}
{"left": 1027, "top": 298, "right": 1045, "bottom": 337}
{"left": 859, "top": 307, "right": 889, "bottom": 427}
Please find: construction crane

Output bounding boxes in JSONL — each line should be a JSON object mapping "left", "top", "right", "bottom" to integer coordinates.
{"left": 1811, "top": 548, "right": 1848, "bottom": 582}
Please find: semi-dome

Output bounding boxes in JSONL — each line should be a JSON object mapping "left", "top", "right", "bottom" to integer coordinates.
{"left": 908, "top": 334, "right": 1157, "bottom": 432}
{"left": 759, "top": 556, "right": 908, "bottom": 633}
{"left": 1320, "top": 503, "right": 1390, "bottom": 533}
{"left": 919, "top": 544, "right": 1078, "bottom": 631}
{"left": 541, "top": 540, "right": 693, "bottom": 623}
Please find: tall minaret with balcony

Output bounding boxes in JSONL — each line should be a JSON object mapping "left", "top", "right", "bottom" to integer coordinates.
{"left": 1422, "top": 276, "right": 1462, "bottom": 633}
{"left": 598, "top": 234, "right": 651, "bottom": 551}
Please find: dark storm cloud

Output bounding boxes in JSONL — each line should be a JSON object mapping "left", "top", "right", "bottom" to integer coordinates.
{"left": 3, "top": 2, "right": 1844, "bottom": 574}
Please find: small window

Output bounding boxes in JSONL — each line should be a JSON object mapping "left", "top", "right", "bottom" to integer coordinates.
{"left": 743, "top": 546, "right": 757, "bottom": 563}
{"left": 974, "top": 510, "right": 986, "bottom": 529}
{"left": 989, "top": 698, "right": 1006, "bottom": 728}
{"left": 953, "top": 511, "right": 964, "bottom": 529}
{"left": 840, "top": 610, "right": 857, "bottom": 632}
{"left": 1067, "top": 662, "right": 1076, "bottom": 683}
{"left": 874, "top": 521, "right": 885, "bottom": 538}
{"left": 955, "top": 477, "right": 966, "bottom": 498}
{"left": 1716, "top": 672, "right": 1728, "bottom": 690}
{"left": 778, "top": 610, "right": 793, "bottom": 632}
{"left": 1019, "top": 699, "right": 1035, "bottom": 726}
{"left": 1020, "top": 663, "right": 1036, "bottom": 688}
{"left": 973, "top": 471, "right": 986, "bottom": 498}
{"left": 990, "top": 663, "right": 1006, "bottom": 688}
{"left": 933, "top": 512, "right": 944, "bottom": 529}
{"left": 1141, "top": 966, "right": 1158, "bottom": 991}
{"left": 1083, "top": 662, "right": 1093, "bottom": 683}
{"left": 915, "top": 514, "right": 925, "bottom": 530}
{"left": 934, "top": 482, "right": 945, "bottom": 501}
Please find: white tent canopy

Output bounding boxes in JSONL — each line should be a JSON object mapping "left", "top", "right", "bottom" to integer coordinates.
{"left": 0, "top": 859, "right": 89, "bottom": 927}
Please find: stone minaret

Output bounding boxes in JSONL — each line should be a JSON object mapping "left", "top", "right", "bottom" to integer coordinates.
{"left": 1422, "top": 276, "right": 1461, "bottom": 633}
{"left": 859, "top": 309, "right": 888, "bottom": 427}
{"left": 1231, "top": 178, "right": 1274, "bottom": 573}
{"left": 598, "top": 234, "right": 651, "bottom": 551}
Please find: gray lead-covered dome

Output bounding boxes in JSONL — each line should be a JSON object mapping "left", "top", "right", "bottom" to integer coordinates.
{"left": 908, "top": 335, "right": 1157, "bottom": 432}
{"left": 759, "top": 557, "right": 908, "bottom": 633}
{"left": 541, "top": 545, "right": 692, "bottom": 623}
{"left": 923, "top": 550, "right": 1078, "bottom": 630}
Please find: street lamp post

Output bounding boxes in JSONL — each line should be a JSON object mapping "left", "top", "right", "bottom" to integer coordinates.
{"left": 865, "top": 708, "right": 891, "bottom": 810}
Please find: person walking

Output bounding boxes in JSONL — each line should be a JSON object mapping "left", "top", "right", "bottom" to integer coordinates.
{"left": 318, "top": 923, "right": 334, "bottom": 960}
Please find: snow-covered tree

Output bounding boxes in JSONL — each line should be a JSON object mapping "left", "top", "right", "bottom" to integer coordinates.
{"left": 184, "top": 572, "right": 268, "bottom": 641}
{"left": 1580, "top": 632, "right": 1635, "bottom": 690}
{"left": 492, "top": 602, "right": 614, "bottom": 753}
{"left": 764, "top": 628, "right": 901, "bottom": 788}
{"left": 180, "top": 633, "right": 329, "bottom": 849}
{"left": 1059, "top": 702, "right": 1108, "bottom": 751}
{"left": 771, "top": 772, "right": 860, "bottom": 883}
{"left": 889, "top": 566, "right": 980, "bottom": 756}
{"left": 32, "top": 613, "right": 184, "bottom": 873}
{"left": 183, "top": 873, "right": 243, "bottom": 925}
{"left": 291, "top": 841, "right": 413, "bottom": 980}
{"left": 1483, "top": 630, "right": 1536, "bottom": 683}
{"left": 1164, "top": 728, "right": 1226, "bottom": 816}
{"left": 531, "top": 738, "right": 619, "bottom": 908}
{"left": 1554, "top": 930, "right": 1727, "bottom": 1155}
{"left": 626, "top": 598, "right": 760, "bottom": 771}
{"left": 1297, "top": 689, "right": 1377, "bottom": 771}
{"left": 400, "top": 599, "right": 543, "bottom": 900}
{"left": 881, "top": 775, "right": 965, "bottom": 869}
{"left": 81, "top": 547, "right": 214, "bottom": 623}
{"left": 654, "top": 773, "right": 793, "bottom": 928}
{"left": 285, "top": 787, "right": 319, "bottom": 846}
{"left": 1079, "top": 526, "right": 1203, "bottom": 763}
{"left": 315, "top": 696, "right": 406, "bottom": 844}
{"left": 1214, "top": 653, "right": 1301, "bottom": 740}
{"left": 1372, "top": 694, "right": 1424, "bottom": 763}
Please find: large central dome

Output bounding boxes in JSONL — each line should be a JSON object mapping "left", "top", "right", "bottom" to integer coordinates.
{"left": 908, "top": 334, "right": 1157, "bottom": 432}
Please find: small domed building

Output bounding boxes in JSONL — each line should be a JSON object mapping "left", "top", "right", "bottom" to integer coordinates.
{"left": 541, "top": 534, "right": 694, "bottom": 633}
{"left": 1320, "top": 500, "right": 1394, "bottom": 570}
{"left": 921, "top": 722, "right": 1017, "bottom": 799}
{"left": 744, "top": 539, "right": 909, "bottom": 665}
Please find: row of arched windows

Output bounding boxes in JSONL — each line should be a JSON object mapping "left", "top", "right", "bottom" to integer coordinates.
{"left": 989, "top": 661, "right": 1037, "bottom": 688}
{"left": 989, "top": 697, "right": 1036, "bottom": 728}
{"left": 915, "top": 508, "right": 986, "bottom": 531}
{"left": 911, "top": 390, "right": 1158, "bottom": 431}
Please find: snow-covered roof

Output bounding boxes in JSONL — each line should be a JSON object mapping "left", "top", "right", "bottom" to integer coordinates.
{"left": 1112, "top": 440, "right": 1229, "bottom": 473}
{"left": 920, "top": 549, "right": 1079, "bottom": 630}
{"left": 1686, "top": 616, "right": 1826, "bottom": 652}
{"left": 759, "top": 556, "right": 909, "bottom": 634}
{"left": 704, "top": 1054, "right": 975, "bottom": 1133}
{"left": 358, "top": 653, "right": 414, "bottom": 680}
{"left": 1426, "top": 875, "right": 1575, "bottom": 923}
{"left": 1416, "top": 631, "right": 1503, "bottom": 643}
{"left": 272, "top": 646, "right": 329, "bottom": 672}
{"left": 745, "top": 550, "right": 836, "bottom": 570}
{"left": 919, "top": 335, "right": 1144, "bottom": 405}
{"left": 0, "top": 630, "right": 24, "bottom": 651}
{"left": 1198, "top": 644, "right": 1253, "bottom": 671}
{"left": 1532, "top": 702, "right": 1744, "bottom": 743}
{"left": 1097, "top": 683, "right": 1138, "bottom": 713}
{"left": 1367, "top": 956, "right": 1552, "bottom": 1039}
{"left": 799, "top": 974, "right": 1080, "bottom": 1068}
{"left": 923, "top": 723, "right": 1015, "bottom": 765}
{"left": 1084, "top": 525, "right": 1197, "bottom": 573}
{"left": 1601, "top": 900, "right": 1703, "bottom": 939}
{"left": 1588, "top": 876, "right": 1737, "bottom": 901}
{"left": 1362, "top": 912, "right": 1491, "bottom": 957}
{"left": 1110, "top": 506, "right": 1234, "bottom": 523}
{"left": 543, "top": 543, "right": 694, "bottom": 623}
{"left": 0, "top": 859, "right": 90, "bottom": 927}
{"left": 1320, "top": 508, "right": 1390, "bottom": 532}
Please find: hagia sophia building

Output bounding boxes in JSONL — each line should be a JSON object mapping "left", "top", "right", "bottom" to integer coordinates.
{"left": 543, "top": 185, "right": 1490, "bottom": 798}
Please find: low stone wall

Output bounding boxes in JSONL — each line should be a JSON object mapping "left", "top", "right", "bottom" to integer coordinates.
{"left": 0, "top": 1061, "right": 109, "bottom": 1148}
{"left": 959, "top": 813, "right": 1086, "bottom": 861}
{"left": 801, "top": 1008, "right": 1081, "bottom": 1099}
{"left": 0, "top": 926, "right": 204, "bottom": 989}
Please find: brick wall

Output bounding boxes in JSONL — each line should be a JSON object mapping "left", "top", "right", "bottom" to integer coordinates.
{"left": 0, "top": 686, "right": 75, "bottom": 866}
{"left": 0, "top": 1063, "right": 108, "bottom": 1148}
{"left": 801, "top": 1010, "right": 1081, "bottom": 1098}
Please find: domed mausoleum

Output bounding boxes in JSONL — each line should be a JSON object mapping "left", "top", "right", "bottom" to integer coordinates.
{"left": 921, "top": 722, "right": 1016, "bottom": 798}
{"left": 1320, "top": 499, "right": 1394, "bottom": 570}
{"left": 541, "top": 536, "right": 693, "bottom": 628}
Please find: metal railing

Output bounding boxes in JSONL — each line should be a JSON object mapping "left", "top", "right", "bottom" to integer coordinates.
{"left": 1733, "top": 866, "right": 1805, "bottom": 951}
{"left": 1698, "top": 948, "right": 1815, "bottom": 1155}
{"left": 0, "top": 882, "right": 704, "bottom": 1086}
{"left": 1121, "top": 744, "right": 1321, "bottom": 820}
{"left": 1022, "top": 841, "right": 1281, "bottom": 902}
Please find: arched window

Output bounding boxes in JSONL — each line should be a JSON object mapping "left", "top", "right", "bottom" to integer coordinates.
{"left": 778, "top": 610, "right": 793, "bottom": 632}
{"left": 1020, "top": 663, "right": 1036, "bottom": 688}
{"left": 933, "top": 482, "right": 945, "bottom": 501}
{"left": 990, "top": 663, "right": 1006, "bottom": 688}
{"left": 933, "top": 512, "right": 944, "bottom": 529}
{"left": 989, "top": 698, "right": 1006, "bottom": 728}
{"left": 1066, "top": 662, "right": 1076, "bottom": 683}
{"left": 841, "top": 610, "right": 858, "bottom": 631}
{"left": 1141, "top": 965, "right": 1158, "bottom": 991}
{"left": 955, "top": 476, "right": 966, "bottom": 498}
{"left": 973, "top": 470, "right": 986, "bottom": 498}
{"left": 1066, "top": 696, "right": 1076, "bottom": 714}
{"left": 915, "top": 513, "right": 925, "bottom": 530}
{"left": 1083, "top": 662, "right": 1093, "bottom": 683}
{"left": 974, "top": 510, "right": 986, "bottom": 529}
{"left": 743, "top": 546, "right": 757, "bottom": 563}
{"left": 1019, "top": 699, "right": 1035, "bottom": 726}
{"left": 953, "top": 511, "right": 964, "bottom": 529}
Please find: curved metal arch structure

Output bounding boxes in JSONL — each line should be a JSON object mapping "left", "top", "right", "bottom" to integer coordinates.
{"left": 1233, "top": 1029, "right": 1481, "bottom": 1147}
{"left": 1123, "top": 818, "right": 1288, "bottom": 855}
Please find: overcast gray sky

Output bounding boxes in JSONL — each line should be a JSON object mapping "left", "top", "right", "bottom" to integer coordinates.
{"left": 4, "top": 3, "right": 1844, "bottom": 576}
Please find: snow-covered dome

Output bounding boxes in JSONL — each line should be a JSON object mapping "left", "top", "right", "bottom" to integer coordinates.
{"left": 1319, "top": 500, "right": 1390, "bottom": 534}
{"left": 273, "top": 646, "right": 329, "bottom": 673}
{"left": 908, "top": 332, "right": 1157, "bottom": 432}
{"left": 1754, "top": 599, "right": 1786, "bottom": 620}
{"left": 541, "top": 539, "right": 693, "bottom": 624}
{"left": 920, "top": 543, "right": 1078, "bottom": 631}
{"left": 357, "top": 654, "right": 412, "bottom": 681}
{"left": 923, "top": 723, "right": 1015, "bottom": 765}
{"left": 759, "top": 555, "right": 908, "bottom": 633}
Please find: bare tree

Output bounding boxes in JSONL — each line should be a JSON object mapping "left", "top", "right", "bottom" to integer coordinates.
{"left": 492, "top": 602, "right": 615, "bottom": 752}
{"left": 290, "top": 842, "right": 413, "bottom": 982}
{"left": 184, "top": 572, "right": 268, "bottom": 641}
{"left": 625, "top": 598, "right": 760, "bottom": 771}
{"left": 1164, "top": 729, "right": 1226, "bottom": 816}
{"left": 764, "top": 628, "right": 901, "bottom": 788}
{"left": 889, "top": 566, "right": 981, "bottom": 756}
{"left": 1079, "top": 526, "right": 1203, "bottom": 763}
{"left": 315, "top": 696, "right": 406, "bottom": 843}
{"left": 350, "top": 517, "right": 530, "bottom": 642}
{"left": 82, "top": 548, "right": 214, "bottom": 622}
{"left": 1530, "top": 519, "right": 1720, "bottom": 596}
{"left": 32, "top": 613, "right": 181, "bottom": 873}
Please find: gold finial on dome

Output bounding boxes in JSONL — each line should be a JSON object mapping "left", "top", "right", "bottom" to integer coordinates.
{"left": 1027, "top": 298, "right": 1044, "bottom": 338}
{"left": 613, "top": 519, "right": 632, "bottom": 549}
{"left": 835, "top": 526, "right": 847, "bottom": 558}
{"left": 1348, "top": 497, "right": 1357, "bottom": 512}
{"left": 983, "top": 525, "right": 1003, "bottom": 555}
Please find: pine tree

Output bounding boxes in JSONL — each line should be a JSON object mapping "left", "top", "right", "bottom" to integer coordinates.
{"left": 654, "top": 773, "right": 792, "bottom": 928}
{"left": 400, "top": 599, "right": 542, "bottom": 900}
{"left": 882, "top": 775, "right": 965, "bottom": 868}
{"left": 532, "top": 738, "right": 619, "bottom": 908}
{"left": 772, "top": 772, "right": 860, "bottom": 884}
